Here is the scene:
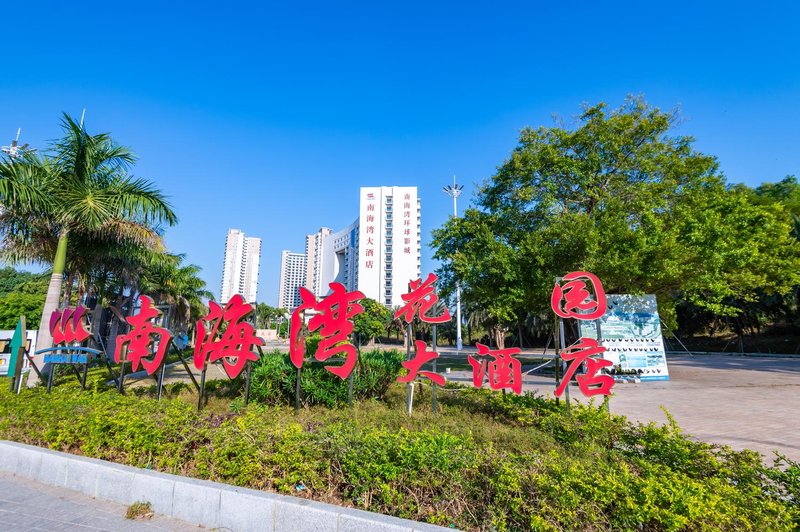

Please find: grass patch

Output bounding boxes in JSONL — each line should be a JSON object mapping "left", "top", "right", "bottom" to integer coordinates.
{"left": 125, "top": 501, "right": 153, "bottom": 520}
{"left": 1, "top": 360, "right": 798, "bottom": 531}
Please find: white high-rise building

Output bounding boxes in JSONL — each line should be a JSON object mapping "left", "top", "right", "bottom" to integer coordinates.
{"left": 278, "top": 251, "right": 307, "bottom": 310}
{"left": 304, "top": 227, "right": 332, "bottom": 297}
{"left": 320, "top": 220, "right": 360, "bottom": 293}
{"left": 220, "top": 229, "right": 261, "bottom": 303}
{"left": 357, "top": 186, "right": 421, "bottom": 306}
{"left": 306, "top": 186, "right": 421, "bottom": 307}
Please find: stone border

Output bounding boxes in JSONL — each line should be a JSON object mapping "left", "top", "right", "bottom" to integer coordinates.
{"left": 0, "top": 441, "right": 452, "bottom": 531}
{"left": 666, "top": 351, "right": 800, "bottom": 359}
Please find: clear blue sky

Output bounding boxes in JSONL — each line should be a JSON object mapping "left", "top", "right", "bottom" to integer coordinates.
{"left": 2, "top": 1, "right": 798, "bottom": 305}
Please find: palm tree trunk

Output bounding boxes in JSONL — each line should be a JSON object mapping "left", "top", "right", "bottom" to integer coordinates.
{"left": 28, "top": 231, "right": 68, "bottom": 387}
{"left": 61, "top": 272, "right": 76, "bottom": 307}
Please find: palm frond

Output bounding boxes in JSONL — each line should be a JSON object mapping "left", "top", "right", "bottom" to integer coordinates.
{"left": 107, "top": 176, "right": 178, "bottom": 226}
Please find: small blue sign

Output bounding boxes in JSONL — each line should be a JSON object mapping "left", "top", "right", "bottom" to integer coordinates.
{"left": 43, "top": 353, "right": 89, "bottom": 364}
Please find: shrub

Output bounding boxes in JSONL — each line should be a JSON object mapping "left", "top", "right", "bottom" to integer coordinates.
{"left": 249, "top": 349, "right": 403, "bottom": 407}
{"left": 0, "top": 369, "right": 797, "bottom": 530}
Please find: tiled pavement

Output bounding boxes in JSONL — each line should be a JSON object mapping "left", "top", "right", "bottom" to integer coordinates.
{"left": 446, "top": 354, "right": 800, "bottom": 462}
{"left": 0, "top": 473, "right": 199, "bottom": 531}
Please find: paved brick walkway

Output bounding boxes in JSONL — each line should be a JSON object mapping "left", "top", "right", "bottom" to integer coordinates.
{"left": 0, "top": 473, "right": 199, "bottom": 531}
{"left": 600, "top": 355, "right": 800, "bottom": 462}
{"left": 447, "top": 354, "right": 800, "bottom": 462}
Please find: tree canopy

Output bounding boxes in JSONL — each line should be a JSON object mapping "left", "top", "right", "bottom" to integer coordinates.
{"left": 255, "top": 303, "right": 287, "bottom": 329}
{"left": 432, "top": 98, "right": 800, "bottom": 346}
{"left": 0, "top": 269, "right": 48, "bottom": 329}
{"left": 353, "top": 297, "right": 392, "bottom": 344}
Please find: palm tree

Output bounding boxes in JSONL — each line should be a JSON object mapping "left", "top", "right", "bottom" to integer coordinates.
{"left": 466, "top": 306, "right": 489, "bottom": 344}
{"left": 140, "top": 254, "right": 214, "bottom": 338}
{"left": 0, "top": 113, "right": 177, "bottom": 385}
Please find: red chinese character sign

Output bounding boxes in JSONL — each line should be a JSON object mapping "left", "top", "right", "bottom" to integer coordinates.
{"left": 395, "top": 274, "right": 449, "bottom": 414}
{"left": 194, "top": 294, "right": 264, "bottom": 379}
{"left": 114, "top": 296, "right": 171, "bottom": 376}
{"left": 290, "top": 283, "right": 364, "bottom": 379}
{"left": 394, "top": 273, "right": 451, "bottom": 324}
{"left": 397, "top": 340, "right": 445, "bottom": 386}
{"left": 50, "top": 306, "right": 91, "bottom": 345}
{"left": 550, "top": 271, "right": 614, "bottom": 398}
{"left": 555, "top": 338, "right": 613, "bottom": 397}
{"left": 551, "top": 271, "right": 607, "bottom": 320}
{"left": 469, "top": 343, "right": 523, "bottom": 394}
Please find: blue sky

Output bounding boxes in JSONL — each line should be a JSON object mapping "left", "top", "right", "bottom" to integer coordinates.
{"left": 1, "top": 1, "right": 798, "bottom": 305}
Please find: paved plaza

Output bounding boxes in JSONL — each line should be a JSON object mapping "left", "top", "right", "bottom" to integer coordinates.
{"left": 0, "top": 473, "right": 198, "bottom": 531}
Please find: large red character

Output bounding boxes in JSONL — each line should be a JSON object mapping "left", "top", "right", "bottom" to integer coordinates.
{"left": 469, "top": 343, "right": 523, "bottom": 394}
{"left": 50, "top": 306, "right": 91, "bottom": 345}
{"left": 290, "top": 283, "right": 364, "bottom": 379}
{"left": 114, "top": 296, "right": 171, "bottom": 375}
{"left": 194, "top": 294, "right": 264, "bottom": 379}
{"left": 397, "top": 340, "right": 445, "bottom": 385}
{"left": 394, "top": 273, "right": 451, "bottom": 324}
{"left": 551, "top": 271, "right": 607, "bottom": 320}
{"left": 555, "top": 337, "right": 614, "bottom": 397}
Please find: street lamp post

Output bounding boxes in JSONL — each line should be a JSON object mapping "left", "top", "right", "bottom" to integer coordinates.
{"left": 443, "top": 176, "right": 464, "bottom": 351}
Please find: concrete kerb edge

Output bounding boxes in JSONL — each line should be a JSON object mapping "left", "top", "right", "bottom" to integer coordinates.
{"left": 666, "top": 350, "right": 800, "bottom": 359}
{"left": 0, "top": 440, "right": 453, "bottom": 531}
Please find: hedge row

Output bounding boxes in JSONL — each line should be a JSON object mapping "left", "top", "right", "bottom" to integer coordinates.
{"left": 0, "top": 369, "right": 797, "bottom": 530}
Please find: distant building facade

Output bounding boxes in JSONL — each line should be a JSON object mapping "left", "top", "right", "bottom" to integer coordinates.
{"left": 319, "top": 220, "right": 360, "bottom": 293}
{"left": 278, "top": 250, "right": 307, "bottom": 310}
{"left": 220, "top": 229, "right": 261, "bottom": 303}
{"left": 304, "top": 227, "right": 332, "bottom": 297}
{"left": 300, "top": 186, "right": 421, "bottom": 307}
{"left": 356, "top": 186, "right": 421, "bottom": 306}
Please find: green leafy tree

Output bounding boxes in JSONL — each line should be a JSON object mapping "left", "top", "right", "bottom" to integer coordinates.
{"left": 684, "top": 175, "right": 800, "bottom": 347}
{"left": 432, "top": 98, "right": 800, "bottom": 347}
{"left": 748, "top": 175, "right": 800, "bottom": 216}
{"left": 0, "top": 272, "right": 48, "bottom": 329}
{"left": 0, "top": 292, "right": 45, "bottom": 329}
{"left": 353, "top": 298, "right": 391, "bottom": 345}
{"left": 0, "top": 268, "right": 47, "bottom": 298}
{"left": 255, "top": 303, "right": 287, "bottom": 329}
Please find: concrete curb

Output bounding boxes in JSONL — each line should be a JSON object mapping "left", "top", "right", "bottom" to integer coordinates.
{"left": 666, "top": 351, "right": 800, "bottom": 359}
{"left": 0, "top": 441, "right": 452, "bottom": 531}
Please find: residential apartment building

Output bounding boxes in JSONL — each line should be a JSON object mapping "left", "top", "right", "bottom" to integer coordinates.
{"left": 278, "top": 250, "right": 307, "bottom": 310}
{"left": 304, "top": 227, "right": 332, "bottom": 297}
{"left": 220, "top": 229, "right": 261, "bottom": 303}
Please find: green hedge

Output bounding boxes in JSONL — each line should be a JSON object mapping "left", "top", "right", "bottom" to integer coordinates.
{"left": 0, "top": 377, "right": 797, "bottom": 530}
{"left": 249, "top": 349, "right": 404, "bottom": 407}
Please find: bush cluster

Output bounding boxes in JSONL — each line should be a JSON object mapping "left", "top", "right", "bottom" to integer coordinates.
{"left": 248, "top": 349, "right": 404, "bottom": 407}
{"left": 0, "top": 372, "right": 797, "bottom": 530}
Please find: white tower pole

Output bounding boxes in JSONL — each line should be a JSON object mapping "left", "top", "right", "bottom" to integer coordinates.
{"left": 443, "top": 176, "right": 464, "bottom": 351}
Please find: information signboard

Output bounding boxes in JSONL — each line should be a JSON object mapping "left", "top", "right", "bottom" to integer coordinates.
{"left": 0, "top": 329, "right": 36, "bottom": 376}
{"left": 579, "top": 294, "right": 670, "bottom": 381}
